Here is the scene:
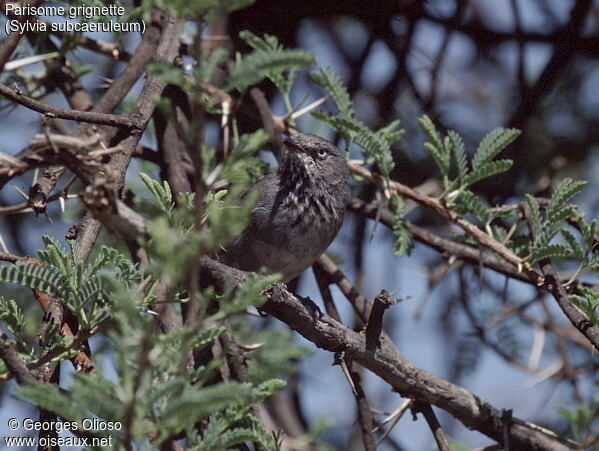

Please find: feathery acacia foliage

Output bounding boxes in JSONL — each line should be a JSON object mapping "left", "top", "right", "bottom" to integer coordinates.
{"left": 0, "top": 237, "right": 138, "bottom": 328}
{"left": 311, "top": 68, "right": 402, "bottom": 176}
{"left": 1, "top": 175, "right": 291, "bottom": 449}
{"left": 0, "top": 1, "right": 598, "bottom": 449}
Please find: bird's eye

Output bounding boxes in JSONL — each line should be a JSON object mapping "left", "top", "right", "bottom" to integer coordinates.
{"left": 317, "top": 148, "right": 327, "bottom": 158}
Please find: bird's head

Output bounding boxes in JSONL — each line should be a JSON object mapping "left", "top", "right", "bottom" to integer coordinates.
{"left": 282, "top": 133, "right": 349, "bottom": 187}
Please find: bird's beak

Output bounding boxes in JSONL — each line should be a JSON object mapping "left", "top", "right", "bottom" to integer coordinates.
{"left": 283, "top": 136, "right": 303, "bottom": 156}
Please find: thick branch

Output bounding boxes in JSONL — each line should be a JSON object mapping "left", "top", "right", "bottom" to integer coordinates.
{"left": 196, "top": 257, "right": 573, "bottom": 450}
{"left": 260, "top": 284, "right": 571, "bottom": 450}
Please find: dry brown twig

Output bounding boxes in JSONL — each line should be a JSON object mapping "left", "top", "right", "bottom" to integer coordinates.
{"left": 0, "top": 83, "right": 140, "bottom": 129}
{"left": 348, "top": 161, "right": 532, "bottom": 276}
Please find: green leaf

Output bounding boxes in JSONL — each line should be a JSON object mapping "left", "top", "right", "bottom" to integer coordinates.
{"left": 561, "top": 228, "right": 585, "bottom": 261}
{"left": 16, "top": 383, "right": 92, "bottom": 423}
{"left": 456, "top": 190, "right": 492, "bottom": 224}
{"left": 570, "top": 293, "right": 599, "bottom": 323}
{"left": 579, "top": 286, "right": 599, "bottom": 300}
{"left": 534, "top": 224, "right": 563, "bottom": 249}
{"left": 208, "top": 427, "right": 270, "bottom": 450}
{"left": 312, "top": 113, "right": 394, "bottom": 175}
{"left": 472, "top": 128, "right": 520, "bottom": 169}
{"left": 38, "top": 235, "right": 70, "bottom": 276}
{"left": 231, "top": 130, "right": 269, "bottom": 159}
{"left": 238, "top": 31, "right": 306, "bottom": 96}
{"left": 530, "top": 243, "right": 572, "bottom": 263}
{"left": 146, "top": 62, "right": 188, "bottom": 90}
{"left": 0, "top": 262, "right": 64, "bottom": 298}
{"left": 391, "top": 196, "right": 413, "bottom": 256}
{"left": 545, "top": 205, "right": 577, "bottom": 225}
{"left": 0, "top": 297, "right": 24, "bottom": 338}
{"left": 190, "top": 326, "right": 227, "bottom": 349}
{"left": 419, "top": 115, "right": 449, "bottom": 177}
{"left": 447, "top": 130, "right": 468, "bottom": 181}
{"left": 392, "top": 216, "right": 413, "bottom": 256}
{"left": 69, "top": 373, "right": 124, "bottom": 421}
{"left": 546, "top": 178, "right": 587, "bottom": 224}
{"left": 193, "top": 380, "right": 285, "bottom": 450}
{"left": 251, "top": 378, "right": 286, "bottom": 402}
{"left": 557, "top": 403, "right": 595, "bottom": 441}
{"left": 77, "top": 277, "right": 106, "bottom": 305}
{"left": 239, "top": 30, "right": 282, "bottom": 52}
{"left": 311, "top": 112, "right": 354, "bottom": 140}
{"left": 377, "top": 120, "right": 405, "bottom": 146}
{"left": 525, "top": 194, "right": 541, "bottom": 236}
{"left": 140, "top": 173, "right": 174, "bottom": 215}
{"left": 353, "top": 128, "right": 395, "bottom": 176}
{"left": 310, "top": 67, "right": 354, "bottom": 117}
{"left": 161, "top": 382, "right": 249, "bottom": 434}
{"left": 247, "top": 329, "right": 310, "bottom": 383}
{"left": 578, "top": 218, "right": 597, "bottom": 250}
{"left": 462, "top": 159, "right": 513, "bottom": 187}
{"left": 227, "top": 49, "right": 314, "bottom": 92}
{"left": 96, "top": 246, "right": 142, "bottom": 284}
{"left": 197, "top": 48, "right": 228, "bottom": 84}
{"left": 209, "top": 274, "right": 278, "bottom": 322}
{"left": 198, "top": 414, "right": 280, "bottom": 451}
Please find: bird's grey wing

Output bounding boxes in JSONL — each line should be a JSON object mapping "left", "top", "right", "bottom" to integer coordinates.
{"left": 218, "top": 174, "right": 291, "bottom": 273}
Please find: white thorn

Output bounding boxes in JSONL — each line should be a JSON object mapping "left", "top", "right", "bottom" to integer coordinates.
{"left": 291, "top": 95, "right": 329, "bottom": 120}
{"left": 11, "top": 183, "right": 29, "bottom": 201}
{"left": 0, "top": 234, "right": 9, "bottom": 254}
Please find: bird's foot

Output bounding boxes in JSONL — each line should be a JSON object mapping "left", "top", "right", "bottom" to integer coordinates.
{"left": 298, "top": 295, "right": 322, "bottom": 322}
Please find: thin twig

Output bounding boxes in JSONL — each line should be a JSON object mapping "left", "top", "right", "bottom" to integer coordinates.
{"left": 0, "top": 83, "right": 139, "bottom": 129}
{"left": 348, "top": 162, "right": 533, "bottom": 275}
{"left": 413, "top": 402, "right": 451, "bottom": 451}
{"left": 0, "top": 334, "right": 36, "bottom": 385}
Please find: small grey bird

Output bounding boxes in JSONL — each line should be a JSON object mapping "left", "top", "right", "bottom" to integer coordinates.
{"left": 220, "top": 133, "right": 351, "bottom": 282}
